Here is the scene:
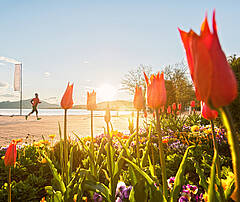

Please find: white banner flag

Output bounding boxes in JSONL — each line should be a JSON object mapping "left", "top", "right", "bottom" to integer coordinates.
{"left": 14, "top": 64, "right": 21, "bottom": 91}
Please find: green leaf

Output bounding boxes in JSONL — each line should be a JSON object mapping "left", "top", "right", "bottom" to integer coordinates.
{"left": 82, "top": 180, "right": 111, "bottom": 202}
{"left": 116, "top": 136, "right": 132, "bottom": 159}
{"left": 194, "top": 161, "right": 208, "bottom": 191}
{"left": 68, "top": 143, "right": 75, "bottom": 179}
{"left": 140, "top": 125, "right": 152, "bottom": 168}
{"left": 73, "top": 132, "right": 95, "bottom": 165}
{"left": 96, "top": 137, "right": 106, "bottom": 166}
{"left": 122, "top": 157, "right": 166, "bottom": 202}
{"left": 58, "top": 122, "right": 64, "bottom": 177}
{"left": 171, "top": 146, "right": 195, "bottom": 202}
{"left": 45, "top": 186, "right": 54, "bottom": 195}
{"left": 54, "top": 191, "right": 63, "bottom": 202}
{"left": 129, "top": 180, "right": 148, "bottom": 202}
{"left": 224, "top": 177, "right": 235, "bottom": 200}
{"left": 208, "top": 151, "right": 217, "bottom": 202}
{"left": 42, "top": 152, "right": 66, "bottom": 194}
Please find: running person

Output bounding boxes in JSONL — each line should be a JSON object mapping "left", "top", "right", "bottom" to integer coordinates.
{"left": 25, "top": 93, "right": 41, "bottom": 120}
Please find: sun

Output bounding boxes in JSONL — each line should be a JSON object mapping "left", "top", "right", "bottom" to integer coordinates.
{"left": 96, "top": 84, "right": 116, "bottom": 102}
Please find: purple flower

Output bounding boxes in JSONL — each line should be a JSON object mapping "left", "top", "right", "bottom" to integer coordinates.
{"left": 178, "top": 196, "right": 189, "bottom": 202}
{"left": 122, "top": 186, "right": 132, "bottom": 198}
{"left": 167, "top": 177, "right": 175, "bottom": 189}
{"left": 186, "top": 184, "right": 198, "bottom": 195}
{"left": 115, "top": 182, "right": 132, "bottom": 200}
{"left": 93, "top": 192, "right": 103, "bottom": 202}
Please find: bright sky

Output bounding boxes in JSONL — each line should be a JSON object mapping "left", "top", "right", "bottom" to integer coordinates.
{"left": 0, "top": 0, "right": 239, "bottom": 105}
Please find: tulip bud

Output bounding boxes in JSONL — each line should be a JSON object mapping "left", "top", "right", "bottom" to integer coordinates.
{"left": 167, "top": 106, "right": 171, "bottom": 114}
{"left": 133, "top": 85, "right": 145, "bottom": 110}
{"left": 190, "top": 101, "right": 195, "bottom": 108}
{"left": 172, "top": 103, "right": 176, "bottom": 111}
{"left": 87, "top": 90, "right": 96, "bottom": 110}
{"left": 178, "top": 104, "right": 182, "bottom": 110}
{"left": 4, "top": 140, "right": 17, "bottom": 167}
{"left": 144, "top": 72, "right": 167, "bottom": 109}
{"left": 61, "top": 83, "right": 74, "bottom": 109}
{"left": 179, "top": 11, "right": 237, "bottom": 108}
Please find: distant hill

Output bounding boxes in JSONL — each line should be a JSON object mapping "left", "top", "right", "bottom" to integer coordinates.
{"left": 0, "top": 99, "right": 59, "bottom": 109}
{"left": 73, "top": 100, "right": 134, "bottom": 111}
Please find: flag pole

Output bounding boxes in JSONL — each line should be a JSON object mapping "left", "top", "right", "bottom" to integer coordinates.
{"left": 20, "top": 64, "right": 22, "bottom": 116}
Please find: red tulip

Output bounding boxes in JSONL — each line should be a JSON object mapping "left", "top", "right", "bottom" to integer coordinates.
{"left": 172, "top": 103, "right": 176, "bottom": 111}
{"left": 4, "top": 140, "right": 17, "bottom": 167}
{"left": 167, "top": 106, "right": 171, "bottom": 114}
{"left": 201, "top": 101, "right": 218, "bottom": 120}
{"left": 144, "top": 72, "right": 167, "bottom": 109}
{"left": 190, "top": 101, "right": 195, "bottom": 108}
{"left": 61, "top": 83, "right": 74, "bottom": 109}
{"left": 178, "top": 11, "right": 237, "bottom": 109}
{"left": 176, "top": 111, "right": 180, "bottom": 115}
{"left": 87, "top": 90, "right": 96, "bottom": 110}
{"left": 178, "top": 104, "right": 182, "bottom": 110}
{"left": 133, "top": 85, "right": 145, "bottom": 110}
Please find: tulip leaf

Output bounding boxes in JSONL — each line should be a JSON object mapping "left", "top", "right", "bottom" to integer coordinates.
{"left": 140, "top": 125, "right": 152, "bottom": 168}
{"left": 122, "top": 157, "right": 166, "bottom": 202}
{"left": 194, "top": 161, "right": 208, "bottom": 191}
{"left": 54, "top": 191, "right": 63, "bottom": 202}
{"left": 208, "top": 151, "right": 217, "bottom": 202}
{"left": 171, "top": 145, "right": 195, "bottom": 202}
{"left": 42, "top": 152, "right": 66, "bottom": 194}
{"left": 224, "top": 177, "right": 235, "bottom": 200}
{"left": 129, "top": 180, "right": 148, "bottom": 202}
{"left": 82, "top": 180, "right": 111, "bottom": 202}
{"left": 96, "top": 137, "right": 106, "bottom": 166}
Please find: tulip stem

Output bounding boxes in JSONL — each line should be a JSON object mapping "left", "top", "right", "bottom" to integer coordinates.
{"left": 8, "top": 167, "right": 11, "bottom": 202}
{"left": 90, "top": 110, "right": 96, "bottom": 176}
{"left": 106, "top": 120, "right": 114, "bottom": 199}
{"left": 136, "top": 110, "right": 140, "bottom": 166}
{"left": 210, "top": 121, "right": 221, "bottom": 178}
{"left": 155, "top": 109, "right": 168, "bottom": 199}
{"left": 64, "top": 109, "right": 68, "bottom": 184}
{"left": 210, "top": 120, "right": 225, "bottom": 201}
{"left": 150, "top": 126, "right": 156, "bottom": 176}
{"left": 220, "top": 107, "right": 240, "bottom": 201}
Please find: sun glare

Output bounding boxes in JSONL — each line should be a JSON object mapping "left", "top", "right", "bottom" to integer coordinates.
{"left": 96, "top": 84, "right": 116, "bottom": 102}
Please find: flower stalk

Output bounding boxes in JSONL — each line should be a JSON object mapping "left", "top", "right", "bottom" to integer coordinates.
{"left": 156, "top": 109, "right": 168, "bottom": 199}
{"left": 8, "top": 167, "right": 11, "bottom": 202}
{"left": 64, "top": 109, "right": 68, "bottom": 184}
{"left": 136, "top": 110, "right": 140, "bottom": 166}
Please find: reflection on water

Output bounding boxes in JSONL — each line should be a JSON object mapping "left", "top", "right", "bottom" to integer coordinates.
{"left": 0, "top": 109, "right": 132, "bottom": 116}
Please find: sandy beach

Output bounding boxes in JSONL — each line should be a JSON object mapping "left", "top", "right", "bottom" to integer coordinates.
{"left": 0, "top": 114, "right": 139, "bottom": 146}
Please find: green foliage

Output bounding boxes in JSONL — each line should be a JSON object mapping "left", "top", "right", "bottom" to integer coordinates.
{"left": 228, "top": 55, "right": 240, "bottom": 134}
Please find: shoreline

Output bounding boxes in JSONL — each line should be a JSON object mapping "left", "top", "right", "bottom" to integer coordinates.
{"left": 0, "top": 114, "right": 140, "bottom": 146}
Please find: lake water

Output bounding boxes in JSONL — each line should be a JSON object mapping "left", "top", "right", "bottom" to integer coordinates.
{"left": 0, "top": 109, "right": 132, "bottom": 116}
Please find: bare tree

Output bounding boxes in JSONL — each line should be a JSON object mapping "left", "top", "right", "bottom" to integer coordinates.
{"left": 164, "top": 61, "right": 195, "bottom": 107}
{"left": 121, "top": 64, "right": 152, "bottom": 95}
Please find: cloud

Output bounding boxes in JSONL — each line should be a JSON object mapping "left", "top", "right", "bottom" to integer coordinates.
{"left": 0, "top": 56, "right": 21, "bottom": 64}
{"left": 44, "top": 72, "right": 51, "bottom": 78}
{"left": 83, "top": 61, "right": 89, "bottom": 64}
{"left": 0, "top": 63, "right": 5, "bottom": 66}
{"left": 0, "top": 81, "right": 8, "bottom": 88}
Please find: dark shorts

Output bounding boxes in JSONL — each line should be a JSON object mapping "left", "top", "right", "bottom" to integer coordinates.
{"left": 31, "top": 106, "right": 38, "bottom": 113}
